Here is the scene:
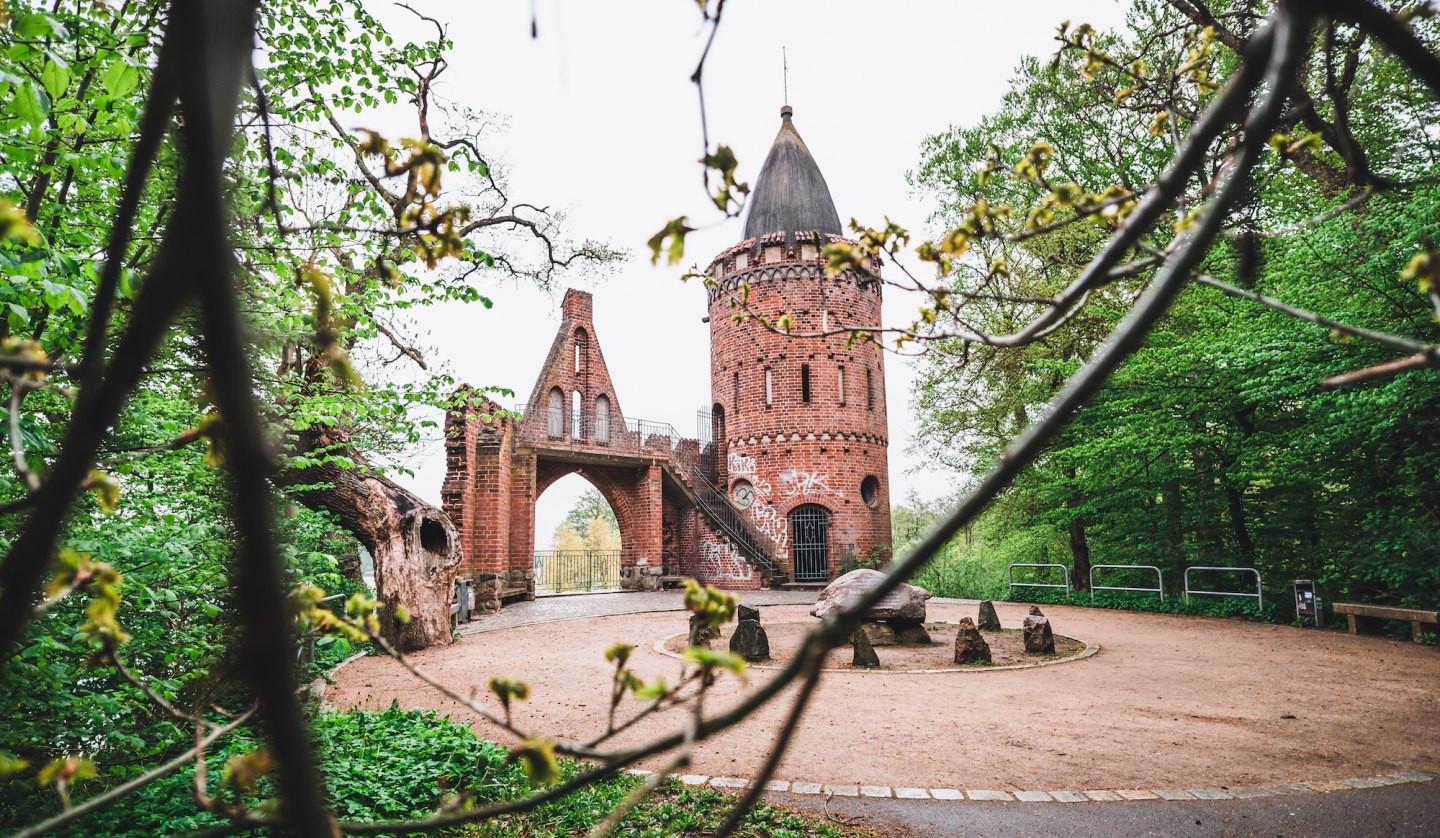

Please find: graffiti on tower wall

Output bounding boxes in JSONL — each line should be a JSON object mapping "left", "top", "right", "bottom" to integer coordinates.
{"left": 741, "top": 476, "right": 788, "bottom": 553}
{"left": 698, "top": 537, "right": 754, "bottom": 584}
{"left": 778, "top": 468, "right": 842, "bottom": 500}
{"left": 728, "top": 451, "right": 757, "bottom": 478}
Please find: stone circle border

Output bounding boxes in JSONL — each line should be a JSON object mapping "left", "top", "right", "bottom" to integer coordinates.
{"left": 652, "top": 630, "right": 1101, "bottom": 673}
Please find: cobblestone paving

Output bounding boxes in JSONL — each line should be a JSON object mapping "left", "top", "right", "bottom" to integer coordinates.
{"left": 457, "top": 589, "right": 817, "bottom": 635}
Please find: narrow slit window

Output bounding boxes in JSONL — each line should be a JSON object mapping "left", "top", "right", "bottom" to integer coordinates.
{"left": 765, "top": 369, "right": 773, "bottom": 406}
{"left": 866, "top": 368, "right": 874, "bottom": 411}
{"left": 801, "top": 364, "right": 811, "bottom": 403}
{"left": 732, "top": 371, "right": 740, "bottom": 414}
{"left": 838, "top": 366, "right": 846, "bottom": 406}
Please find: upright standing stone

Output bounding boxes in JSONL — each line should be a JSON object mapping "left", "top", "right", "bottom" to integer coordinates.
{"left": 729, "top": 619, "right": 770, "bottom": 661}
{"left": 1022, "top": 607, "right": 1055, "bottom": 654}
{"left": 689, "top": 614, "right": 720, "bottom": 648}
{"left": 859, "top": 622, "right": 898, "bottom": 646}
{"left": 851, "top": 626, "right": 880, "bottom": 667}
{"left": 737, "top": 603, "right": 761, "bottom": 623}
{"left": 953, "top": 617, "right": 991, "bottom": 664}
{"left": 977, "top": 600, "right": 1001, "bottom": 631}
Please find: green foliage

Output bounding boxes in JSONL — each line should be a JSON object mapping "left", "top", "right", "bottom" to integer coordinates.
{"left": 906, "top": 1, "right": 1440, "bottom": 619}
{"left": 552, "top": 487, "right": 621, "bottom": 552}
{"left": 2, "top": 708, "right": 855, "bottom": 837}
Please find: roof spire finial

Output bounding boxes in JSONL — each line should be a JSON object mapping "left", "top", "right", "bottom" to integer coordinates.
{"left": 783, "top": 46, "right": 789, "bottom": 107}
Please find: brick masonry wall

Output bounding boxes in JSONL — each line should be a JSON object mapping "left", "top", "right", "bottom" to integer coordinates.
{"left": 706, "top": 233, "right": 894, "bottom": 573}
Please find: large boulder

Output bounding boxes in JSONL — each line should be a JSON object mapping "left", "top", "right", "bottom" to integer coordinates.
{"left": 859, "top": 622, "right": 898, "bottom": 646}
{"left": 1022, "top": 606, "right": 1055, "bottom": 655}
{"left": 977, "top": 600, "right": 1001, "bottom": 631}
{"left": 851, "top": 626, "right": 880, "bottom": 668}
{"left": 954, "top": 616, "right": 991, "bottom": 664}
{"left": 811, "top": 569, "right": 932, "bottom": 622}
{"left": 893, "top": 621, "right": 932, "bottom": 645}
{"left": 729, "top": 619, "right": 770, "bottom": 661}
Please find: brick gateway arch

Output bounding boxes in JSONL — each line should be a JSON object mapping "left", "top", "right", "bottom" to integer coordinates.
{"left": 444, "top": 291, "right": 775, "bottom": 615}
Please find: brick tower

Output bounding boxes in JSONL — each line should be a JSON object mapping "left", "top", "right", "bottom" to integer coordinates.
{"left": 704, "top": 106, "right": 892, "bottom": 583}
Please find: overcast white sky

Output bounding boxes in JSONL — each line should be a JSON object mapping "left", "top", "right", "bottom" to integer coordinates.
{"left": 369, "top": 0, "right": 1131, "bottom": 544}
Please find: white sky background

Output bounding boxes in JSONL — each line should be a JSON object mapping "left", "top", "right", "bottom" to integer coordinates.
{"left": 366, "top": 0, "right": 1131, "bottom": 545}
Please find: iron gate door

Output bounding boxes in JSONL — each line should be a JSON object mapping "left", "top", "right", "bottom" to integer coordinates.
{"left": 790, "top": 506, "right": 830, "bottom": 582}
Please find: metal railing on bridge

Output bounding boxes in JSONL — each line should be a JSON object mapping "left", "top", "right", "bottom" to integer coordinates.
{"left": 533, "top": 550, "right": 623, "bottom": 594}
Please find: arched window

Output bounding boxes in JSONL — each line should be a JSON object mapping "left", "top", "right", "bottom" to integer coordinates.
{"left": 574, "top": 328, "right": 588, "bottom": 374}
{"left": 595, "top": 395, "right": 611, "bottom": 444}
{"left": 571, "top": 390, "right": 582, "bottom": 439}
{"left": 546, "top": 387, "right": 563, "bottom": 438}
{"left": 789, "top": 505, "right": 831, "bottom": 582}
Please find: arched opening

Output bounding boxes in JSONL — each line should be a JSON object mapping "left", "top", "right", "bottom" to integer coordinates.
{"left": 789, "top": 504, "right": 831, "bottom": 582}
{"left": 574, "top": 327, "right": 588, "bottom": 374}
{"left": 595, "top": 394, "right": 611, "bottom": 444}
{"left": 534, "top": 473, "right": 622, "bottom": 593}
{"left": 571, "top": 390, "right": 582, "bottom": 439}
{"left": 546, "top": 387, "right": 564, "bottom": 438}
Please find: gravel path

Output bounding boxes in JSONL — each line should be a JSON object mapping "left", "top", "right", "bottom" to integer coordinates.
{"left": 333, "top": 597, "right": 1440, "bottom": 792}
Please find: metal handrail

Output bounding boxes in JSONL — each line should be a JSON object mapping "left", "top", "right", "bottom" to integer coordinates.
{"left": 1008, "top": 563, "right": 1071, "bottom": 595}
{"left": 1089, "top": 564, "right": 1164, "bottom": 602}
{"left": 1184, "top": 566, "right": 1263, "bottom": 611}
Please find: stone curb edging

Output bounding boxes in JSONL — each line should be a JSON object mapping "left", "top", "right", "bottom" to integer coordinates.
{"left": 625, "top": 769, "right": 1437, "bottom": 803}
{"left": 652, "top": 632, "right": 1100, "bottom": 673}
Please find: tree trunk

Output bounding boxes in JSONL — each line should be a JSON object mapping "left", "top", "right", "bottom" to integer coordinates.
{"left": 1158, "top": 452, "right": 1185, "bottom": 575}
{"left": 278, "top": 427, "right": 460, "bottom": 651}
{"left": 1065, "top": 469, "right": 1092, "bottom": 592}
{"left": 1225, "top": 485, "right": 1255, "bottom": 556}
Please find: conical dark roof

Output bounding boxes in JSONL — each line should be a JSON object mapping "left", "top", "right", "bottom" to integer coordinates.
{"left": 743, "top": 106, "right": 842, "bottom": 240}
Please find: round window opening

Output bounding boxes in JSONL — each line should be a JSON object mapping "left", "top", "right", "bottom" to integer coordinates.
{"left": 731, "top": 480, "right": 756, "bottom": 509}
{"left": 860, "top": 475, "right": 881, "bottom": 509}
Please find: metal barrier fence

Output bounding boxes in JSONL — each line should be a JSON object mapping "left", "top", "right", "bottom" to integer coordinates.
{"left": 1090, "top": 564, "right": 1165, "bottom": 602}
{"left": 1184, "top": 566, "right": 1263, "bottom": 611}
{"left": 1008, "top": 563, "right": 1071, "bottom": 595}
{"left": 533, "top": 550, "right": 622, "bottom": 594}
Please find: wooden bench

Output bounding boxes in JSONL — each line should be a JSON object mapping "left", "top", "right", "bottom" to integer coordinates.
{"left": 1333, "top": 602, "right": 1440, "bottom": 644}
{"left": 499, "top": 586, "right": 529, "bottom": 601}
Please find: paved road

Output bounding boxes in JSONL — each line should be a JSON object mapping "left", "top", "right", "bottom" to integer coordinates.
{"left": 773, "top": 780, "right": 1440, "bottom": 837}
{"left": 457, "top": 589, "right": 817, "bottom": 635}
